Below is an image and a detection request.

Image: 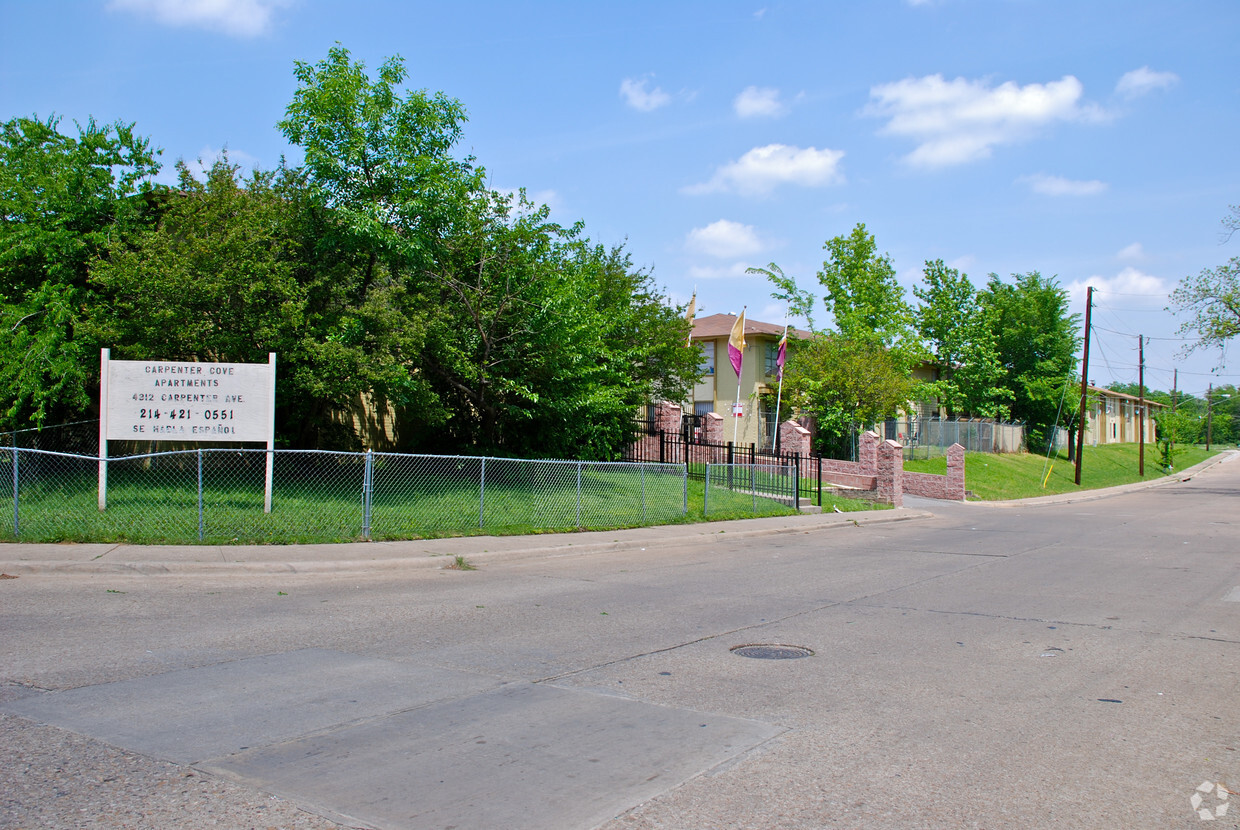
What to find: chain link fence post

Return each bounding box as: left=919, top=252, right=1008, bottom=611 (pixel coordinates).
left=682, top=463, right=688, bottom=516
left=576, top=460, right=583, bottom=528
left=639, top=464, right=649, bottom=521
left=704, top=463, right=710, bottom=516
left=12, top=447, right=19, bottom=539
left=362, top=450, right=373, bottom=540
left=197, top=449, right=204, bottom=541
left=479, top=456, right=487, bottom=528
left=744, top=459, right=753, bottom=511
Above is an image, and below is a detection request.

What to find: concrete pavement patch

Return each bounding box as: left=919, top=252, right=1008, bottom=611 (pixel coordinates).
left=0, top=649, right=500, bottom=764
left=2, top=649, right=782, bottom=830
left=200, top=681, right=782, bottom=830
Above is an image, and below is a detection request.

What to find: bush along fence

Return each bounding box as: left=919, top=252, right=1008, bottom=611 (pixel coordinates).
left=626, top=403, right=967, bottom=508
left=0, top=446, right=801, bottom=545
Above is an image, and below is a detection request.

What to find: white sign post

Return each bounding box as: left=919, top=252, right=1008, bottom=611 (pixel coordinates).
left=99, top=350, right=277, bottom=512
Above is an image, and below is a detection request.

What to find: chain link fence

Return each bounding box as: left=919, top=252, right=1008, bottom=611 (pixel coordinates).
left=0, top=447, right=698, bottom=544
left=894, top=417, right=1027, bottom=460
left=702, top=462, right=800, bottom=516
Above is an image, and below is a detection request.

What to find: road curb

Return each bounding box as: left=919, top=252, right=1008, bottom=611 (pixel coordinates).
left=0, top=509, right=936, bottom=577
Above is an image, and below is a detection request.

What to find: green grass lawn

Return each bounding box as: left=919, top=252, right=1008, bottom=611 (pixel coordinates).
left=903, top=443, right=1221, bottom=501
left=0, top=453, right=837, bottom=544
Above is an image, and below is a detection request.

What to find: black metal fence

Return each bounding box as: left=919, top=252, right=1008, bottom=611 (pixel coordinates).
left=623, top=425, right=890, bottom=508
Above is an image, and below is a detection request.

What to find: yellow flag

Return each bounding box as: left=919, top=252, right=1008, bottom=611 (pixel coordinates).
left=728, top=309, right=746, bottom=377
left=685, top=293, right=696, bottom=346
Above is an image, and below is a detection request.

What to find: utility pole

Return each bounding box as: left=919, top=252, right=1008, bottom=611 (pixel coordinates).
left=1138, top=335, right=1145, bottom=477
left=1074, top=286, right=1093, bottom=485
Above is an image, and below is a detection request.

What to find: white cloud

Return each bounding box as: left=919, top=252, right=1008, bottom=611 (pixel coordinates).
left=684, top=144, right=845, bottom=196
left=619, top=77, right=671, bottom=112
left=107, top=0, right=289, bottom=37
left=734, top=86, right=787, bottom=118
left=866, top=74, right=1106, bottom=168
left=1065, top=266, right=1168, bottom=305
left=1115, top=66, right=1179, bottom=99
left=1018, top=173, right=1108, bottom=196
left=687, top=263, right=755, bottom=281
left=499, top=188, right=563, bottom=217
left=1117, top=242, right=1145, bottom=261
left=685, top=220, right=766, bottom=259
left=179, top=145, right=261, bottom=181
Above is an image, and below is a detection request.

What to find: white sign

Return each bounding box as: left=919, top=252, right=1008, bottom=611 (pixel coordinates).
left=732, top=402, right=745, bottom=417
left=103, top=356, right=274, bottom=442
left=98, top=350, right=277, bottom=513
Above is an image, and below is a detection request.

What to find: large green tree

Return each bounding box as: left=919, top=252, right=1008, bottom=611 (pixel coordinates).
left=753, top=228, right=923, bottom=456
left=914, top=259, right=1011, bottom=419
left=412, top=190, right=699, bottom=458
left=278, top=45, right=478, bottom=287
left=0, top=115, right=160, bottom=427
left=2, top=48, right=701, bottom=458
left=87, top=158, right=433, bottom=448
left=979, top=272, right=1080, bottom=448
left=782, top=334, right=917, bottom=456
left=818, top=223, right=919, bottom=364
left=279, top=46, right=698, bottom=457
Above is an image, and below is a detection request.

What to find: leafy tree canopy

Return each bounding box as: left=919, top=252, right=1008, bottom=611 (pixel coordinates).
left=913, top=259, right=1011, bottom=419
left=782, top=334, right=916, bottom=454
left=0, top=48, right=700, bottom=457
left=980, top=271, right=1080, bottom=447
left=818, top=223, right=920, bottom=365
left=279, top=45, right=478, bottom=278
left=0, top=115, right=160, bottom=427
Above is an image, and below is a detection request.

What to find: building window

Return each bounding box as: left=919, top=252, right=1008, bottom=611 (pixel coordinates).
left=699, top=341, right=715, bottom=375
left=694, top=401, right=713, bottom=416
left=764, top=340, right=779, bottom=376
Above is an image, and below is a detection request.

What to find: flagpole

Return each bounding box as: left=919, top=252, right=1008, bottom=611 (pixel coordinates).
left=772, top=315, right=788, bottom=452
left=730, top=308, right=746, bottom=447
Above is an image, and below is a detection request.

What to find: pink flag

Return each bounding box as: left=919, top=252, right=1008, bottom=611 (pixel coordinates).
left=776, top=324, right=788, bottom=380
left=728, top=310, right=746, bottom=377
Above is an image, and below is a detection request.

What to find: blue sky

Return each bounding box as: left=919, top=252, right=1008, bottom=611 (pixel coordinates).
left=3, top=0, right=1239, bottom=399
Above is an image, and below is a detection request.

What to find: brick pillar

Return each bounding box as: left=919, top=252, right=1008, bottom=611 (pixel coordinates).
left=859, top=430, right=880, bottom=473
left=653, top=402, right=682, bottom=434
left=702, top=411, right=724, bottom=445
left=653, top=402, right=682, bottom=462
left=876, top=439, right=903, bottom=507
left=778, top=420, right=811, bottom=456
left=946, top=443, right=966, bottom=501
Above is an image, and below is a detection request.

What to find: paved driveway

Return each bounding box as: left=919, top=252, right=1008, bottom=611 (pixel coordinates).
left=2, top=454, right=1238, bottom=828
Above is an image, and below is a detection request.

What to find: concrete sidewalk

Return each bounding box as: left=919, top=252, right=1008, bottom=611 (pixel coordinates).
left=3, top=450, right=1232, bottom=577
left=0, top=508, right=933, bottom=576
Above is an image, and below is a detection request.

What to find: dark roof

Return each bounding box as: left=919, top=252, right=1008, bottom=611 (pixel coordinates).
left=691, top=312, right=812, bottom=340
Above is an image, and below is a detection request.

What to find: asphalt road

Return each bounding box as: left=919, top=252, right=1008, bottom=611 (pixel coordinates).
left=2, top=454, right=1238, bottom=829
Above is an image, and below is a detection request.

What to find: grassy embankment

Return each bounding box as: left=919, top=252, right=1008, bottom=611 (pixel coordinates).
left=904, top=443, right=1221, bottom=501
left=3, top=461, right=852, bottom=544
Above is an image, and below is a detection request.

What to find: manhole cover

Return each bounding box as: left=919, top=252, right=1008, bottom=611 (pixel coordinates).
left=730, top=644, right=814, bottom=660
